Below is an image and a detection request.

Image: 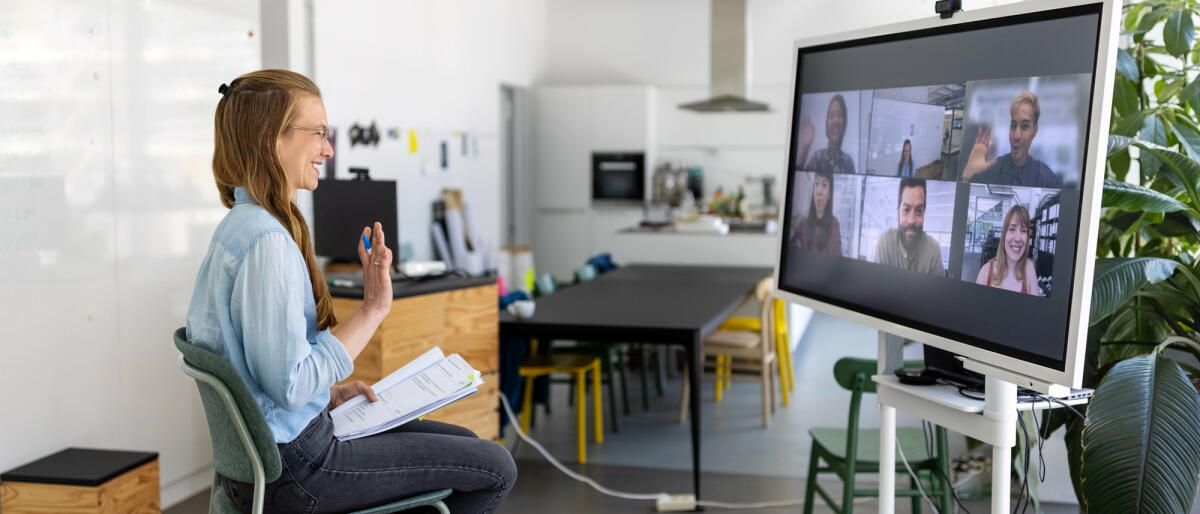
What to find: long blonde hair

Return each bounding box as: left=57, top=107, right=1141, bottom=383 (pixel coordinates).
left=988, top=204, right=1032, bottom=288
left=212, top=69, right=336, bottom=330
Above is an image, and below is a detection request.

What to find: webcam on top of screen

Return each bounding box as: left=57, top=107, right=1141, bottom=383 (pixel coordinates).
left=936, top=0, right=962, bottom=19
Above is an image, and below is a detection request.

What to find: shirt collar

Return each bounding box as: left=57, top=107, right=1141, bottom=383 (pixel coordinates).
left=233, top=187, right=255, bottom=205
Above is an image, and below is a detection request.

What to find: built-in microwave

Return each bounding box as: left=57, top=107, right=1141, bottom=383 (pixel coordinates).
left=591, top=152, right=645, bottom=203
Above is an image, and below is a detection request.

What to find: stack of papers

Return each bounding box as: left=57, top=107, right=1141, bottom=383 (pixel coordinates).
left=330, top=347, right=483, bottom=441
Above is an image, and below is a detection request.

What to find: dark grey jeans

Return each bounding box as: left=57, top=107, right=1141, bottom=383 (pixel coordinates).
left=221, top=409, right=517, bottom=513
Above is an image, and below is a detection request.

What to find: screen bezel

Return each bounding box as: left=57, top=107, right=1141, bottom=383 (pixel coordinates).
left=772, top=0, right=1119, bottom=388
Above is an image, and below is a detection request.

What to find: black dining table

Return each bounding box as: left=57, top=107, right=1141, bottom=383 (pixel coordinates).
left=499, top=263, right=774, bottom=502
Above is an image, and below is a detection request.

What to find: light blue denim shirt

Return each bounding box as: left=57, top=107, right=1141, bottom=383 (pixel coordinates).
left=186, top=187, right=353, bottom=443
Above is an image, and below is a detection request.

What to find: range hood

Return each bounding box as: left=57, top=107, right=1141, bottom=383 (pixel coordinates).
left=678, top=0, right=770, bottom=113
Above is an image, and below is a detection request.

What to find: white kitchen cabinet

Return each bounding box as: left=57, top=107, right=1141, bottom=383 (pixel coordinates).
left=591, top=85, right=654, bottom=151
left=532, top=85, right=656, bottom=211
left=532, top=211, right=594, bottom=281
left=533, top=87, right=592, bottom=210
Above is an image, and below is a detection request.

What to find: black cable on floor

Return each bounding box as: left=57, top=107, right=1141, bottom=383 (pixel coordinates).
left=922, top=420, right=973, bottom=514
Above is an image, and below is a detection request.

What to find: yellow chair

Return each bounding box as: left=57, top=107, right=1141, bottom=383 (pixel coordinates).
left=518, top=344, right=603, bottom=463
left=715, top=297, right=795, bottom=405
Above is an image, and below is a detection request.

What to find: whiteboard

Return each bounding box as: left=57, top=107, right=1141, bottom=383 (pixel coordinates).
left=0, top=0, right=259, bottom=505
left=865, top=97, right=945, bottom=176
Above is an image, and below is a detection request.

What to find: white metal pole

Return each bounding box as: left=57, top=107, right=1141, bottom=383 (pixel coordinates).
left=879, top=403, right=896, bottom=514
left=983, top=375, right=1017, bottom=514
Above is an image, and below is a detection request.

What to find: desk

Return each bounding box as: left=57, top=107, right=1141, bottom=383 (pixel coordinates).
left=499, top=264, right=773, bottom=502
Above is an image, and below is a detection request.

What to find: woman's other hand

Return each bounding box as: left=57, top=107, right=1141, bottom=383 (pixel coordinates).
left=358, top=222, right=393, bottom=318
left=329, top=380, right=378, bottom=409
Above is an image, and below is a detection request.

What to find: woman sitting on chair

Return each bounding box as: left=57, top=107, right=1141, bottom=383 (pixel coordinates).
left=185, top=69, right=516, bottom=513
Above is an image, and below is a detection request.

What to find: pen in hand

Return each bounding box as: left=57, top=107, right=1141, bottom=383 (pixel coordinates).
left=362, top=234, right=371, bottom=250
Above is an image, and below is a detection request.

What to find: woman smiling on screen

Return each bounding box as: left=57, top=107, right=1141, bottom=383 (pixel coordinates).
left=975, top=204, right=1042, bottom=296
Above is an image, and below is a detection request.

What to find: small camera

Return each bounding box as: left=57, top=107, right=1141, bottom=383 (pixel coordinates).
left=935, top=0, right=962, bottom=19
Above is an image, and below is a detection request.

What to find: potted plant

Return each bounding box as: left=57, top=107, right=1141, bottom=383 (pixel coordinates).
left=1044, top=2, right=1200, bottom=512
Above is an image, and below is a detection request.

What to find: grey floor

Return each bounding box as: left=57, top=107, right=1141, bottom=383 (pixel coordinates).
left=166, top=313, right=1082, bottom=513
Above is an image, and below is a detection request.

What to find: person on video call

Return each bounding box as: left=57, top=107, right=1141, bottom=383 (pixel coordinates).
left=897, top=139, right=915, bottom=177
left=796, top=94, right=856, bottom=173
left=962, top=91, right=1063, bottom=187
left=875, top=178, right=945, bottom=276
left=791, top=171, right=842, bottom=255
left=975, top=204, right=1043, bottom=296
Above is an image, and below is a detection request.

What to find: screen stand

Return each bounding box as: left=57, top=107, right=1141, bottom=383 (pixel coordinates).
left=876, top=332, right=1024, bottom=514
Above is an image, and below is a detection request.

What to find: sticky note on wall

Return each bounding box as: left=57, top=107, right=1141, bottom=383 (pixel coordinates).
left=408, top=131, right=419, bottom=154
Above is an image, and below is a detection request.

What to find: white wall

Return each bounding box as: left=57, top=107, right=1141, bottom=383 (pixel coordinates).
left=311, top=0, right=547, bottom=262
left=0, top=0, right=259, bottom=507
left=543, top=0, right=1021, bottom=200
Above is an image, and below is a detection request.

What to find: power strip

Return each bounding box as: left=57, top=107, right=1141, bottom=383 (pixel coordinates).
left=655, top=494, right=697, bottom=512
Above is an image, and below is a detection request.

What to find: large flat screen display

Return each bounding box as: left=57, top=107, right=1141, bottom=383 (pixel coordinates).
left=775, top=0, right=1119, bottom=387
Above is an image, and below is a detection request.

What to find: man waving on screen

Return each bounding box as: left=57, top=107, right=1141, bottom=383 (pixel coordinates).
left=962, top=91, right=1063, bottom=188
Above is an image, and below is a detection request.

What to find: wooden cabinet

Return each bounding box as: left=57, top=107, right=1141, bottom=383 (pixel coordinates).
left=332, top=283, right=500, bottom=441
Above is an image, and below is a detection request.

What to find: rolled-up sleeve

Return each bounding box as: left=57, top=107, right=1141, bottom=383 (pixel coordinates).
left=231, top=231, right=353, bottom=411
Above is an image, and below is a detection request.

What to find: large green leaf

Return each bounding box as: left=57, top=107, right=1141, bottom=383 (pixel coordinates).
left=1066, top=416, right=1086, bottom=506
left=1169, top=118, right=1200, bottom=160
left=1109, top=134, right=1134, bottom=156
left=1117, top=48, right=1140, bottom=82
left=1103, top=179, right=1189, bottom=213
left=1164, top=9, right=1194, bottom=57
left=1135, top=5, right=1172, bottom=37
left=1124, top=2, right=1147, bottom=33
left=1181, top=74, right=1200, bottom=110
left=1115, top=111, right=1151, bottom=137
left=1142, top=115, right=1167, bottom=176
left=1080, top=353, right=1200, bottom=514
left=1129, top=139, right=1200, bottom=207
left=1155, top=211, right=1200, bottom=238
left=1091, top=257, right=1180, bottom=324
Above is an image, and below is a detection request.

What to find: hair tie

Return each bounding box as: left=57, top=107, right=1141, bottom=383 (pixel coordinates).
left=218, top=83, right=231, bottom=97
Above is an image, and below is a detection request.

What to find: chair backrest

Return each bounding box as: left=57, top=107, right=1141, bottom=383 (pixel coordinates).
left=574, top=264, right=597, bottom=283
left=174, top=327, right=282, bottom=484
left=755, top=277, right=776, bottom=359
left=535, top=272, right=557, bottom=296
left=832, top=356, right=924, bottom=461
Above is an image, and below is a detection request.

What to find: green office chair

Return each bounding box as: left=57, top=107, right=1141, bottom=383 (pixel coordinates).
left=174, top=328, right=452, bottom=514
left=803, top=357, right=953, bottom=514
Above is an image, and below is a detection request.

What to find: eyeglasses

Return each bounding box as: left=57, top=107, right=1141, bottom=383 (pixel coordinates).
left=288, top=124, right=330, bottom=141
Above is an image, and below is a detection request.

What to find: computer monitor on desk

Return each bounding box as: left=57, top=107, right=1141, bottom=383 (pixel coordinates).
left=314, top=178, right=399, bottom=265
left=773, top=0, right=1119, bottom=390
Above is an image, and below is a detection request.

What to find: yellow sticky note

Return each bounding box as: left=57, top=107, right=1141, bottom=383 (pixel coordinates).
left=408, top=131, right=419, bottom=154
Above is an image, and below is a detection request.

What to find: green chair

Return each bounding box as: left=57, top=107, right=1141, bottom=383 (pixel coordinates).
left=173, top=328, right=453, bottom=514
left=804, top=357, right=952, bottom=514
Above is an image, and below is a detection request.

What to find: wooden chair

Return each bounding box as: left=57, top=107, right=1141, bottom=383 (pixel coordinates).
left=680, top=277, right=779, bottom=428
left=712, top=297, right=795, bottom=406
left=173, top=328, right=452, bottom=514
left=804, top=357, right=952, bottom=514
left=518, top=349, right=603, bottom=463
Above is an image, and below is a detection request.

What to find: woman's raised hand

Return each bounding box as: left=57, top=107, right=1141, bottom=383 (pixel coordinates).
left=358, top=222, right=393, bottom=317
